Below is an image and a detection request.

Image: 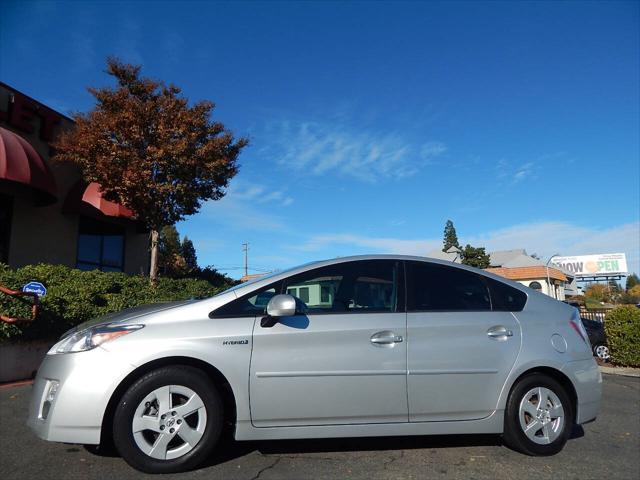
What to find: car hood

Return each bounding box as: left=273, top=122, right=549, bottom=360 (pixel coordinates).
left=61, top=300, right=196, bottom=338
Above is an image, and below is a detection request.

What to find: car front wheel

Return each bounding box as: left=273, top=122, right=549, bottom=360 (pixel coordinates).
left=503, top=373, right=573, bottom=456
left=113, top=365, right=223, bottom=473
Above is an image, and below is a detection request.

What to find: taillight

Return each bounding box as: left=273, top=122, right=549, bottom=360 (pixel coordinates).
left=569, top=309, right=589, bottom=345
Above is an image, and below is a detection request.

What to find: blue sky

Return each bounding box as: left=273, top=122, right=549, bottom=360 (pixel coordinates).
left=1, top=0, right=639, bottom=278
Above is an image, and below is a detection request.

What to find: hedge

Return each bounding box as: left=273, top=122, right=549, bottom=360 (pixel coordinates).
left=0, top=263, right=234, bottom=342
left=604, top=305, right=640, bottom=368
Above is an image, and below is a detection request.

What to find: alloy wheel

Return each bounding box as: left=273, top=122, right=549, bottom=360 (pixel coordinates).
left=595, top=345, right=610, bottom=361
left=131, top=385, right=207, bottom=460
left=518, top=386, right=565, bottom=445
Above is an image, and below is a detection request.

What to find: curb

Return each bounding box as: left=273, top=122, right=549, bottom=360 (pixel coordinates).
left=0, top=379, right=33, bottom=389
left=599, top=366, right=640, bottom=378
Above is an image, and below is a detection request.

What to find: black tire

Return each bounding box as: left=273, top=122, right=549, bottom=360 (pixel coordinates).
left=113, top=366, right=223, bottom=473
left=503, top=373, right=573, bottom=456
left=593, top=343, right=610, bottom=362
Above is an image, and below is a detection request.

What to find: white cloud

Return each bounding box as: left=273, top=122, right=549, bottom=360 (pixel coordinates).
left=469, top=221, right=640, bottom=272
left=294, top=233, right=440, bottom=256
left=512, top=162, right=535, bottom=183
left=420, top=142, right=447, bottom=162
left=200, top=181, right=293, bottom=231
left=295, top=221, right=640, bottom=273
left=262, top=119, right=446, bottom=183
left=231, top=182, right=294, bottom=207
left=201, top=195, right=286, bottom=231
left=496, top=159, right=538, bottom=185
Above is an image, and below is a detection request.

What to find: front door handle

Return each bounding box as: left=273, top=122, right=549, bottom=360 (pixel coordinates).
left=487, top=325, right=513, bottom=341
left=370, top=330, right=403, bottom=347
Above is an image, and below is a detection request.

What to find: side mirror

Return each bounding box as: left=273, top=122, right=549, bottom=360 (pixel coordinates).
left=261, top=294, right=297, bottom=328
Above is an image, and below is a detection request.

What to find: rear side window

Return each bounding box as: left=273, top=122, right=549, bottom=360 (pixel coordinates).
left=485, top=276, right=527, bottom=311
left=406, top=262, right=491, bottom=311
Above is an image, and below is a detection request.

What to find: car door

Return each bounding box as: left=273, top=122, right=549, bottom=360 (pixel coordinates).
left=249, top=260, right=408, bottom=427
left=405, top=261, right=522, bottom=422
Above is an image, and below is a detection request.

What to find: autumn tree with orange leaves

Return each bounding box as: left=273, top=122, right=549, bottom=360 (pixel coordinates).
left=54, top=58, right=247, bottom=284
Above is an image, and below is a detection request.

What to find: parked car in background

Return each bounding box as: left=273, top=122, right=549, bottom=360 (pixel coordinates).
left=581, top=317, right=610, bottom=361
left=27, top=255, right=602, bottom=473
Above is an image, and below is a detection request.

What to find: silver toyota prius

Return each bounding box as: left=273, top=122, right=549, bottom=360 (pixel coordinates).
left=27, top=255, right=602, bottom=473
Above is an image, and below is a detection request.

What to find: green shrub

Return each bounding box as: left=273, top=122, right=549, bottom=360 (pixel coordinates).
left=604, top=305, right=640, bottom=367
left=0, top=263, right=233, bottom=342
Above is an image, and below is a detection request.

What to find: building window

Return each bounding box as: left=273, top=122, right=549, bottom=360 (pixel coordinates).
left=0, top=194, right=12, bottom=264
left=76, top=217, right=125, bottom=272
left=528, top=281, right=542, bottom=291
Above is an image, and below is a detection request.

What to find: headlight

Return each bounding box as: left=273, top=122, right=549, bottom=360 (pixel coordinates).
left=49, top=324, right=144, bottom=354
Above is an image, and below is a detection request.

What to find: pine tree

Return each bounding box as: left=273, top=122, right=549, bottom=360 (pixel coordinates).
left=182, top=237, right=198, bottom=273
left=158, top=225, right=182, bottom=276
left=626, top=273, right=639, bottom=291
left=442, top=220, right=460, bottom=252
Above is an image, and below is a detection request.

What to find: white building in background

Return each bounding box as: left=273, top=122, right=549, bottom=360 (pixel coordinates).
left=426, top=248, right=575, bottom=300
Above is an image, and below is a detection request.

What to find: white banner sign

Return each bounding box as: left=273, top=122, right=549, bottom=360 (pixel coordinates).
left=552, top=253, right=628, bottom=276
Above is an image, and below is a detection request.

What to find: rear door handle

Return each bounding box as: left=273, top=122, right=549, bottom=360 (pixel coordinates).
left=487, top=325, right=513, bottom=340
left=370, top=330, right=403, bottom=347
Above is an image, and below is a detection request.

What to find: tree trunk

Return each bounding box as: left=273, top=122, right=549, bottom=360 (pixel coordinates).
left=149, top=229, right=160, bottom=286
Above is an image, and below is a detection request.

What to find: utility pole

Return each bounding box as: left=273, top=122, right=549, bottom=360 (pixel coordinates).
left=242, top=242, right=249, bottom=278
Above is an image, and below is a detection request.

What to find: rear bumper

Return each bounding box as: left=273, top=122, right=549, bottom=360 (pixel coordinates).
left=27, top=347, right=135, bottom=444
left=562, top=358, right=602, bottom=424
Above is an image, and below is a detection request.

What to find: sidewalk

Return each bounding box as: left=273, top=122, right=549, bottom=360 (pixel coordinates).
left=599, top=365, right=640, bottom=378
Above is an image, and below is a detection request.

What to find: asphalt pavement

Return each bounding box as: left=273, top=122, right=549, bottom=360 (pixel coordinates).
left=0, top=374, right=638, bottom=480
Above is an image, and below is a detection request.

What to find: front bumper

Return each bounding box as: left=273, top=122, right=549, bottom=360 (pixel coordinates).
left=27, top=346, right=136, bottom=444
left=562, top=358, right=602, bottom=424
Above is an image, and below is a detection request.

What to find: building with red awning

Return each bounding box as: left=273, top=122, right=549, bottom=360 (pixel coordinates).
left=0, top=82, right=150, bottom=274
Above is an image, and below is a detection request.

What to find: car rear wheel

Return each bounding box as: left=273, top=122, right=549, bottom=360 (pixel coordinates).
left=593, top=344, right=610, bottom=361
left=503, top=373, right=573, bottom=456
left=113, top=366, right=223, bottom=473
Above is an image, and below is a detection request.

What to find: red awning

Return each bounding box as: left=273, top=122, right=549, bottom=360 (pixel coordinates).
left=0, top=127, right=57, bottom=204
left=63, top=181, right=135, bottom=219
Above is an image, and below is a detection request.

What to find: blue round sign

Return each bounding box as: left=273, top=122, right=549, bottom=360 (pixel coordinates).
left=23, top=281, right=47, bottom=297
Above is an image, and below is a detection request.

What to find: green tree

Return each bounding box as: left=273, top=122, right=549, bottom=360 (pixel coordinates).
left=584, top=283, right=609, bottom=303
left=442, top=219, right=460, bottom=252
left=158, top=225, right=183, bottom=277
left=461, top=244, right=491, bottom=269
left=181, top=236, right=198, bottom=273
left=54, top=57, right=247, bottom=284
left=626, top=273, right=639, bottom=291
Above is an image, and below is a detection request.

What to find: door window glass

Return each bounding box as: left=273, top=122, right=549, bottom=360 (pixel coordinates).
left=283, top=260, right=399, bottom=313
left=407, top=262, right=491, bottom=311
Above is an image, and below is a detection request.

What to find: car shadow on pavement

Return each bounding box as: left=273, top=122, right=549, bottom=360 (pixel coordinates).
left=197, top=433, right=504, bottom=468
left=84, top=425, right=586, bottom=468
left=201, top=421, right=586, bottom=468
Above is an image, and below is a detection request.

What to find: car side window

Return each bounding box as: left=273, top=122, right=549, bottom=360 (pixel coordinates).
left=283, top=260, right=399, bottom=314
left=211, top=283, right=279, bottom=317
left=485, top=276, right=527, bottom=311
left=407, top=261, right=491, bottom=311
